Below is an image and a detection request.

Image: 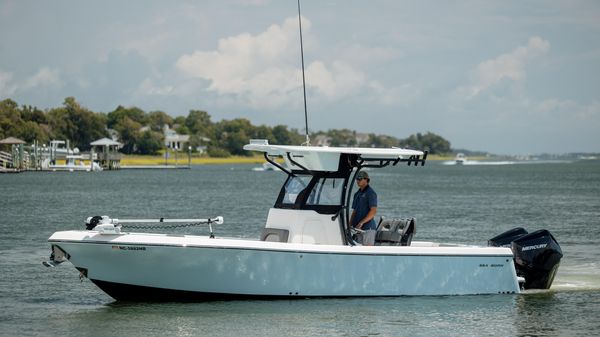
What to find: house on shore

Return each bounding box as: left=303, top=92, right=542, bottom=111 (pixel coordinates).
left=164, top=125, right=189, bottom=151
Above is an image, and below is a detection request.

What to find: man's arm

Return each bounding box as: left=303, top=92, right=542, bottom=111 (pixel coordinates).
left=355, top=207, right=377, bottom=229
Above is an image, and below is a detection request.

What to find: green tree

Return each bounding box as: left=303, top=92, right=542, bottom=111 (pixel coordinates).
left=47, top=97, right=106, bottom=150
left=20, top=121, right=50, bottom=144
left=327, top=129, right=357, bottom=146
left=114, top=117, right=142, bottom=154
left=107, top=105, right=147, bottom=129
left=0, top=99, right=22, bottom=140
left=137, top=130, right=163, bottom=155
left=147, top=110, right=173, bottom=132
left=173, top=116, right=186, bottom=126
left=254, top=125, right=274, bottom=142
left=272, top=125, right=303, bottom=145
left=400, top=132, right=450, bottom=154
left=21, top=105, right=47, bottom=124
left=185, top=110, right=214, bottom=137
left=214, top=118, right=255, bottom=155
left=368, top=133, right=399, bottom=148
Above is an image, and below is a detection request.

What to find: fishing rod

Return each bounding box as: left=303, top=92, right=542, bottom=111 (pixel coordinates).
left=297, top=0, right=310, bottom=146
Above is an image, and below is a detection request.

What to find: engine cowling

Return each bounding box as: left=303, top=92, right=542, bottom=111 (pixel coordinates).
left=490, top=228, right=562, bottom=290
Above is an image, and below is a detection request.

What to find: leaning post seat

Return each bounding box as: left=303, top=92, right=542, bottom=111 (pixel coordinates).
left=260, top=228, right=290, bottom=242
left=375, top=217, right=416, bottom=246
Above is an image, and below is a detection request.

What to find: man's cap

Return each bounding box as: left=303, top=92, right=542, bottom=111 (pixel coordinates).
left=356, top=171, right=369, bottom=179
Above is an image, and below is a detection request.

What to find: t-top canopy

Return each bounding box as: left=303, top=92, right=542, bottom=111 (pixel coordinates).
left=244, top=139, right=425, bottom=172
left=0, top=137, right=26, bottom=145
left=90, top=138, right=122, bottom=147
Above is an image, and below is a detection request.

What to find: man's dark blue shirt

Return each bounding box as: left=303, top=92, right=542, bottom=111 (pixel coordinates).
left=351, top=185, right=378, bottom=230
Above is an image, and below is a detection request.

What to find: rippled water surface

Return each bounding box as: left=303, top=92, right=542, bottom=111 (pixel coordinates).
left=1, top=161, right=599, bottom=336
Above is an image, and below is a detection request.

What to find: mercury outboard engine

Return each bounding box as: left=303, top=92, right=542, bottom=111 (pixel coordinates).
left=489, top=228, right=562, bottom=290
left=488, top=227, right=528, bottom=247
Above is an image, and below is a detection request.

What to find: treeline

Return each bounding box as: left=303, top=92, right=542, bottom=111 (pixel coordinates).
left=0, top=97, right=451, bottom=156
left=312, top=129, right=450, bottom=154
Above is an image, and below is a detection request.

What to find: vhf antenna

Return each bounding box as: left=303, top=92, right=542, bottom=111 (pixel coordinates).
left=297, top=0, right=310, bottom=146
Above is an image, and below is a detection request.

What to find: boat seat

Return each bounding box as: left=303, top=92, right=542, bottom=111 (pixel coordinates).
left=400, top=218, right=416, bottom=246
left=260, top=228, right=290, bottom=243
left=377, top=217, right=408, bottom=232
left=375, top=217, right=416, bottom=246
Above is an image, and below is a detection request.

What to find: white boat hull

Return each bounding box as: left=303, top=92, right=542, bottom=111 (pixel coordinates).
left=49, top=230, right=520, bottom=300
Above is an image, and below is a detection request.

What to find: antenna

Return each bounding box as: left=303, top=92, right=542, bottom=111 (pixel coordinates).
left=297, top=0, right=310, bottom=146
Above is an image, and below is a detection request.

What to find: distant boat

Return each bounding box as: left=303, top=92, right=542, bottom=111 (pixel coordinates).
left=252, top=162, right=281, bottom=171
left=455, top=153, right=467, bottom=165
left=48, top=155, right=102, bottom=172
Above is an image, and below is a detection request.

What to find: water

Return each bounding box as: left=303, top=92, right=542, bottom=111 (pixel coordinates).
left=1, top=161, right=599, bottom=336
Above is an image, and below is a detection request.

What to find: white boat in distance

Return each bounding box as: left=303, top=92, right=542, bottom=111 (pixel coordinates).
left=455, top=153, right=467, bottom=165
left=252, top=161, right=281, bottom=171
left=46, top=140, right=562, bottom=301
left=47, top=154, right=103, bottom=172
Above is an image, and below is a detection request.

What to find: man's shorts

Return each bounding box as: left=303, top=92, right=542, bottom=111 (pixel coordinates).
left=358, top=229, right=376, bottom=246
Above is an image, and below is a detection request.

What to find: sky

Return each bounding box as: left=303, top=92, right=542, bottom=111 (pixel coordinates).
left=0, top=0, right=599, bottom=154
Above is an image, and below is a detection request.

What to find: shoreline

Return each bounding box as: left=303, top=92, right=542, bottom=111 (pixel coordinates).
left=120, top=154, right=456, bottom=166
left=121, top=155, right=266, bottom=166
left=47, top=154, right=480, bottom=167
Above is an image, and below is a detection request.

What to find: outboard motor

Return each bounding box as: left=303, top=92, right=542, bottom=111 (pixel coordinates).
left=488, top=227, right=528, bottom=247
left=490, top=228, right=562, bottom=290
left=512, top=230, right=562, bottom=289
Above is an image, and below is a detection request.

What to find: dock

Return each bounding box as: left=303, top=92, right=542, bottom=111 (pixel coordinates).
left=0, top=167, right=25, bottom=173
left=120, top=165, right=189, bottom=170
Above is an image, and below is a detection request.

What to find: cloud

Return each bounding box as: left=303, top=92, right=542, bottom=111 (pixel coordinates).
left=0, top=70, right=17, bottom=96
left=369, top=82, right=421, bottom=106
left=137, top=78, right=174, bottom=96
left=22, top=67, right=63, bottom=90
left=535, top=98, right=600, bottom=120
left=305, top=60, right=365, bottom=99
left=0, top=67, right=62, bottom=97
left=458, top=36, right=550, bottom=99
left=175, top=16, right=386, bottom=110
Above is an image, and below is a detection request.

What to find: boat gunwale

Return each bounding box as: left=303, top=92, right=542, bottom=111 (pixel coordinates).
left=49, top=230, right=514, bottom=258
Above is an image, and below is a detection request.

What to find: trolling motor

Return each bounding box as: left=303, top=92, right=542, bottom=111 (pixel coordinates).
left=489, top=227, right=563, bottom=290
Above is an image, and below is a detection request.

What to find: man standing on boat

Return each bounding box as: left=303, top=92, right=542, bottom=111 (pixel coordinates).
left=350, top=171, right=378, bottom=245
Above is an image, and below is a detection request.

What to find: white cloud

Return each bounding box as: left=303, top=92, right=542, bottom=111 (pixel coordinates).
left=369, top=81, right=421, bottom=106
left=535, top=98, right=600, bottom=120
left=306, top=60, right=365, bottom=99
left=136, top=78, right=174, bottom=96
left=458, top=36, right=550, bottom=99
left=1, top=67, right=62, bottom=96
left=175, top=16, right=385, bottom=110
left=120, top=32, right=173, bottom=62
left=0, top=70, right=17, bottom=96
left=176, top=16, right=301, bottom=86
left=22, top=67, right=62, bottom=90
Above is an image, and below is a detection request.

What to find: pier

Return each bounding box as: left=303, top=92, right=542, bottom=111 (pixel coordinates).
left=0, top=136, right=125, bottom=172
left=90, top=138, right=122, bottom=170
left=0, top=136, right=192, bottom=172
left=0, top=137, right=26, bottom=173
